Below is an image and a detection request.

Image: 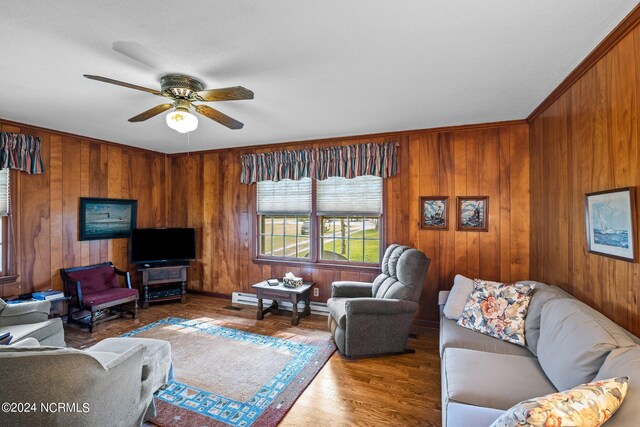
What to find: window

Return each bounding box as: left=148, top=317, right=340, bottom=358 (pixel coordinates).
left=257, top=178, right=311, bottom=260
left=256, top=175, right=383, bottom=265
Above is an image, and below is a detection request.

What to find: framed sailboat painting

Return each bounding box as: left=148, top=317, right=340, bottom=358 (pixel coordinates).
left=79, top=197, right=138, bottom=241
left=585, top=187, right=636, bottom=262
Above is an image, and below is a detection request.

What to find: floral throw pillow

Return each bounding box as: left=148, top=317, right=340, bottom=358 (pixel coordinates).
left=491, top=377, right=629, bottom=427
left=456, top=280, right=534, bottom=346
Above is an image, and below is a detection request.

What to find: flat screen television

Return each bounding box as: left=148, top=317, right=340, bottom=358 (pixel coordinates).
left=130, top=228, right=196, bottom=265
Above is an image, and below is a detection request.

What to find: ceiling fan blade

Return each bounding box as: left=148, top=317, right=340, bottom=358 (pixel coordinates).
left=194, top=104, right=244, bottom=129
left=128, top=103, right=173, bottom=122
left=84, top=74, right=163, bottom=96
left=195, top=86, right=254, bottom=102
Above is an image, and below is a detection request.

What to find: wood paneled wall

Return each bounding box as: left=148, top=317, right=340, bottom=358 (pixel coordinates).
left=2, top=118, right=529, bottom=325
left=0, top=120, right=167, bottom=297
left=168, top=122, right=530, bottom=325
left=530, top=22, right=640, bottom=336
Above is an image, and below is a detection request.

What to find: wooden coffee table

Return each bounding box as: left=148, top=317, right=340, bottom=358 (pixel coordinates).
left=252, top=280, right=314, bottom=326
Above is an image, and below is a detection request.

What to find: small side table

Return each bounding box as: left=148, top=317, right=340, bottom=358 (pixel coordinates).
left=252, top=280, right=314, bottom=326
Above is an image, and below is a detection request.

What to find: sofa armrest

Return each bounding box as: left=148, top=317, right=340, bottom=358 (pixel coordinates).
left=345, top=298, right=417, bottom=316
left=331, top=281, right=373, bottom=298
left=0, top=300, right=51, bottom=326
left=438, top=290, right=450, bottom=317
left=438, top=290, right=450, bottom=306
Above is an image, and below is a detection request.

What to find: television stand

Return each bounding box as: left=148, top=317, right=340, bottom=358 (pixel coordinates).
left=137, top=264, right=189, bottom=308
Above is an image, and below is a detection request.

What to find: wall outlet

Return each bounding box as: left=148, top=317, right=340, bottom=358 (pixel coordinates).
left=313, top=288, right=319, bottom=297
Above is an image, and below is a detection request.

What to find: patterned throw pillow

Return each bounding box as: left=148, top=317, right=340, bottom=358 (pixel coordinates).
left=457, top=280, right=534, bottom=346
left=491, top=377, right=629, bottom=427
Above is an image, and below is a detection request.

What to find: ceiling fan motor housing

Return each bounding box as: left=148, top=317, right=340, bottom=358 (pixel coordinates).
left=160, top=74, right=204, bottom=101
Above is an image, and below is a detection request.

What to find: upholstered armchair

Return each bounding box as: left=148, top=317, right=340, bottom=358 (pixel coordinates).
left=0, top=336, right=171, bottom=427
left=0, top=298, right=65, bottom=346
left=327, top=244, right=430, bottom=358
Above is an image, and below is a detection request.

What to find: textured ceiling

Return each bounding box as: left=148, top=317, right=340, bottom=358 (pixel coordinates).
left=0, top=0, right=637, bottom=153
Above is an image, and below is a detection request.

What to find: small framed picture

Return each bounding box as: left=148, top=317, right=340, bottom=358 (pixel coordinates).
left=585, top=187, right=636, bottom=262
left=79, top=197, right=138, bottom=241
left=457, top=196, right=489, bottom=231
left=420, top=196, right=448, bottom=230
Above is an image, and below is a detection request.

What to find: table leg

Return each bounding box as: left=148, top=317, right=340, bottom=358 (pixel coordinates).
left=292, top=299, right=299, bottom=326
left=303, top=293, right=311, bottom=316
left=257, top=298, right=264, bottom=320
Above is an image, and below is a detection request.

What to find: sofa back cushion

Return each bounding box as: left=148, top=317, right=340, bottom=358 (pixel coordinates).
left=65, top=265, right=118, bottom=295
left=519, top=283, right=573, bottom=356
left=538, top=298, right=636, bottom=391
left=594, top=346, right=640, bottom=426
left=373, top=245, right=429, bottom=302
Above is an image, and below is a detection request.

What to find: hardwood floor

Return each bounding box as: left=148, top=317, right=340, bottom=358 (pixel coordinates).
left=63, top=294, right=442, bottom=426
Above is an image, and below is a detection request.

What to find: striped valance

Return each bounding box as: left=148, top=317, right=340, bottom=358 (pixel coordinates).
left=0, top=132, right=45, bottom=174
left=240, top=142, right=398, bottom=184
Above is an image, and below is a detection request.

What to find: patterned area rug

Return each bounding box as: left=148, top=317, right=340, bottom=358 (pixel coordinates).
left=122, top=317, right=336, bottom=427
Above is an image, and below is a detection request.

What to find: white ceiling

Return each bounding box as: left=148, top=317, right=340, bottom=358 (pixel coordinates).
left=1, top=1, right=637, bottom=153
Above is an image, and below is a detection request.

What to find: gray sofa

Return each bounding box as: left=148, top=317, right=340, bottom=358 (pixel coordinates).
left=439, top=279, right=640, bottom=427
left=0, top=298, right=65, bottom=346
left=327, top=244, right=430, bottom=358
left=0, top=336, right=172, bottom=427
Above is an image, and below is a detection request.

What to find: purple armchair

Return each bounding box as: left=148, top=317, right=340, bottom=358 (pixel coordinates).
left=60, top=262, right=138, bottom=332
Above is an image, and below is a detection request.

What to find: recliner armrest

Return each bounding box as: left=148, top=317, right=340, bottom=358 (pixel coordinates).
left=345, top=298, right=417, bottom=316
left=331, top=281, right=373, bottom=298
left=0, top=300, right=51, bottom=326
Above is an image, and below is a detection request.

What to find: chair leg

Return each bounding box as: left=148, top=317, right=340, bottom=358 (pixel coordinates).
left=132, top=301, right=138, bottom=319
left=90, top=311, right=96, bottom=333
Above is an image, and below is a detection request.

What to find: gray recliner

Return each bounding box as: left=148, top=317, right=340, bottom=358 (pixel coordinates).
left=327, top=244, right=430, bottom=358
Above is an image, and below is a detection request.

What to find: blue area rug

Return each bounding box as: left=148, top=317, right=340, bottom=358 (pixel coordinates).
left=123, top=317, right=335, bottom=427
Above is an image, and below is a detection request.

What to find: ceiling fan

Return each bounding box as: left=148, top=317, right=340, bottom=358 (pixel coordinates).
left=83, top=74, right=253, bottom=133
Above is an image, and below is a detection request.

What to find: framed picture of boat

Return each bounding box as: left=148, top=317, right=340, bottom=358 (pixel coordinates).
left=79, top=197, right=138, bottom=241
left=420, top=196, right=449, bottom=230
left=456, top=196, right=489, bottom=231
left=585, top=187, right=636, bottom=262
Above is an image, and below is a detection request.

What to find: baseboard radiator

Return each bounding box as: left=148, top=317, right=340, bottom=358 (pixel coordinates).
left=231, top=292, right=329, bottom=316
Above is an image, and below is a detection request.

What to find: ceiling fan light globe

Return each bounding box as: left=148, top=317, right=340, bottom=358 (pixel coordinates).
left=166, top=110, right=198, bottom=133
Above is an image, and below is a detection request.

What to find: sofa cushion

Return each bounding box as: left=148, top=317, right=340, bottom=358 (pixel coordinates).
left=443, top=274, right=474, bottom=320
left=66, top=264, right=119, bottom=295
left=491, top=377, right=628, bottom=427
left=520, top=283, right=573, bottom=356
left=537, top=298, right=636, bottom=391
left=440, top=316, right=533, bottom=358
left=442, top=347, right=557, bottom=411
left=82, top=287, right=138, bottom=306
left=594, top=346, right=640, bottom=426
left=457, top=281, right=534, bottom=346
left=326, top=297, right=348, bottom=329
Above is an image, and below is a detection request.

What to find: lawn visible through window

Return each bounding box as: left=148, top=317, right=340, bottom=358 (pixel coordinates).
left=259, top=215, right=310, bottom=259
left=320, top=216, right=380, bottom=263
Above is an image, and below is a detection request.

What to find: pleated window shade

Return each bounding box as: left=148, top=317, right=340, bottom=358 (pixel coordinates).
left=257, top=178, right=312, bottom=214
left=317, top=175, right=382, bottom=215
left=0, top=169, right=9, bottom=216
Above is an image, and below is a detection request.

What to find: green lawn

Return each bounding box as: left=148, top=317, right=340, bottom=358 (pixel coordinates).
left=322, top=229, right=379, bottom=263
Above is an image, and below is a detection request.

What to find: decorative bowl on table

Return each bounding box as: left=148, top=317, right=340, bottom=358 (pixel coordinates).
left=282, top=277, right=303, bottom=288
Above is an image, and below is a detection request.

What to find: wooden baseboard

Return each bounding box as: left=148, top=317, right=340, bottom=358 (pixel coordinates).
left=187, top=290, right=232, bottom=300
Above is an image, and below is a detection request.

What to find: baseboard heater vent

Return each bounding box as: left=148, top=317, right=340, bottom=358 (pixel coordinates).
left=231, top=292, right=329, bottom=316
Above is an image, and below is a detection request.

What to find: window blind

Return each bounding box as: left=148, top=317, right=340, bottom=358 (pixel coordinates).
left=257, top=178, right=312, bottom=214
left=0, top=169, right=9, bottom=216
left=317, top=175, right=382, bottom=215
